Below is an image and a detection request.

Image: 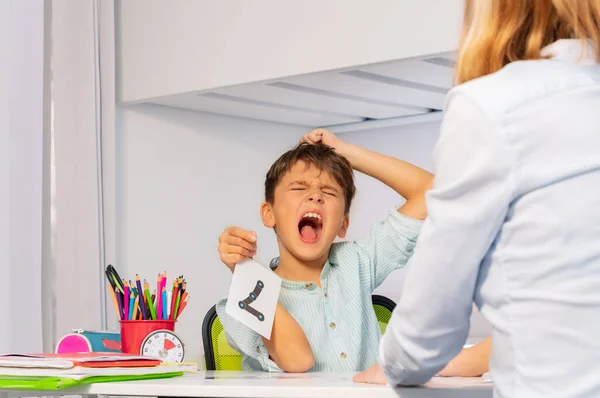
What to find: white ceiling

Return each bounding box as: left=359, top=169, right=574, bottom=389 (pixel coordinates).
left=150, top=51, right=456, bottom=128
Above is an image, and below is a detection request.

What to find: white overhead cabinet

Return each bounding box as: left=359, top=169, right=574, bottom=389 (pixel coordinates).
left=117, top=0, right=462, bottom=129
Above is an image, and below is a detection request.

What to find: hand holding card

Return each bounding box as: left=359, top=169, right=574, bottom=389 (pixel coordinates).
left=218, top=227, right=258, bottom=272
left=225, top=260, right=282, bottom=339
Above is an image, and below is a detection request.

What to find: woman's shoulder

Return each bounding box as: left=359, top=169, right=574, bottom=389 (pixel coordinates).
left=446, top=59, right=583, bottom=120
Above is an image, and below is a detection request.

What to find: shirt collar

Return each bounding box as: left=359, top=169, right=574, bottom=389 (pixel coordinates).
left=270, top=256, right=333, bottom=290
left=541, top=39, right=598, bottom=65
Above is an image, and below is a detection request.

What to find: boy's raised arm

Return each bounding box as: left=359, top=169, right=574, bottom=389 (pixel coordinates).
left=300, top=129, right=433, bottom=220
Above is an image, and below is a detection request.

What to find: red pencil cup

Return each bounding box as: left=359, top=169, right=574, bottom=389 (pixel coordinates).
left=120, top=320, right=176, bottom=355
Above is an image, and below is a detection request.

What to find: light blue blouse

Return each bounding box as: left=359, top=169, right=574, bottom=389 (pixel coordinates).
left=380, top=40, right=600, bottom=398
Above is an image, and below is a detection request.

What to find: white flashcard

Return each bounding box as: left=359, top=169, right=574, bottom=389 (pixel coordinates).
left=225, top=259, right=282, bottom=340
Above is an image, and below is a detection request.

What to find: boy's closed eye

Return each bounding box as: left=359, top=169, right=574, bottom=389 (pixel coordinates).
left=321, top=185, right=340, bottom=197
left=291, top=187, right=337, bottom=197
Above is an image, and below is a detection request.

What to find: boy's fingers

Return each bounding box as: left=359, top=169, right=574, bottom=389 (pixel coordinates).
left=222, top=235, right=257, bottom=251
left=225, top=244, right=255, bottom=258
left=300, top=132, right=320, bottom=144
left=225, top=254, right=249, bottom=267
left=225, top=227, right=257, bottom=242
left=308, top=131, right=322, bottom=142
left=300, top=129, right=329, bottom=145
left=311, top=129, right=326, bottom=140
left=219, top=227, right=256, bottom=242
left=299, top=134, right=311, bottom=144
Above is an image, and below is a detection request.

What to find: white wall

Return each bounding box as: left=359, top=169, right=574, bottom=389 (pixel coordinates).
left=117, top=0, right=463, bottom=102
left=50, top=0, right=113, bottom=342
left=0, top=0, right=45, bottom=352
left=117, top=107, right=490, bottom=364
left=0, top=0, right=9, bottom=344
left=117, top=105, right=307, bottom=364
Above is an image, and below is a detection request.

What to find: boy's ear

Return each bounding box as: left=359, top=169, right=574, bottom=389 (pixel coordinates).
left=260, top=202, right=276, bottom=228
left=337, top=214, right=350, bottom=238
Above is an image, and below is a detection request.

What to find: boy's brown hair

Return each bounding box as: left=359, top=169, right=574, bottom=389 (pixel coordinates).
left=265, top=143, right=356, bottom=214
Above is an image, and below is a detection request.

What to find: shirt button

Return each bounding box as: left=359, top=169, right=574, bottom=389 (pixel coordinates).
left=256, top=346, right=261, bottom=353
left=329, top=322, right=336, bottom=329
left=340, top=352, right=347, bottom=359
left=305, top=283, right=312, bottom=289
left=324, top=292, right=328, bottom=297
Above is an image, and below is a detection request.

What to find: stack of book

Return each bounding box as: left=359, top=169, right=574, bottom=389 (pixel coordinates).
left=0, top=352, right=196, bottom=390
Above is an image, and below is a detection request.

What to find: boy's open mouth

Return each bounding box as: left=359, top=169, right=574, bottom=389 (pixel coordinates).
left=298, top=211, right=323, bottom=243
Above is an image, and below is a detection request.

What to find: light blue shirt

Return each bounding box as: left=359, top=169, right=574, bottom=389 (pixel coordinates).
left=380, top=40, right=600, bottom=398
left=216, top=210, right=422, bottom=372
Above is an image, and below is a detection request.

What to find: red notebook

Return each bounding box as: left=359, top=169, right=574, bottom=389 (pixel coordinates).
left=0, top=352, right=161, bottom=369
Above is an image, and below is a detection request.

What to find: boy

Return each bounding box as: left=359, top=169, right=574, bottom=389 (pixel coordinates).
left=216, top=129, right=489, bottom=374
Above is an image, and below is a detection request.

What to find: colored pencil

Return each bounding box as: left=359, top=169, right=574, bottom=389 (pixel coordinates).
left=156, top=274, right=162, bottom=321
left=108, top=285, right=120, bottom=317
left=162, top=274, right=166, bottom=318
left=136, top=275, right=147, bottom=320
left=145, top=288, right=156, bottom=320
left=161, top=273, right=167, bottom=319
left=103, top=266, right=189, bottom=322
left=176, top=295, right=189, bottom=320
left=173, top=287, right=182, bottom=321
left=143, top=280, right=150, bottom=319
left=116, top=287, right=123, bottom=320
left=166, top=291, right=172, bottom=319
left=152, top=290, right=157, bottom=318
left=132, top=294, right=139, bottom=320
left=123, top=282, right=130, bottom=321
left=164, top=274, right=169, bottom=319
left=170, top=281, right=179, bottom=320
left=128, top=291, right=135, bottom=320
left=162, top=288, right=167, bottom=320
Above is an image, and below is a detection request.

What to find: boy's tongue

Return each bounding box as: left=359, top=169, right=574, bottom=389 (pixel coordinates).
left=300, top=225, right=317, bottom=241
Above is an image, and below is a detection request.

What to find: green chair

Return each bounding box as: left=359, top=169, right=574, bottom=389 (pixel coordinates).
left=202, top=294, right=396, bottom=371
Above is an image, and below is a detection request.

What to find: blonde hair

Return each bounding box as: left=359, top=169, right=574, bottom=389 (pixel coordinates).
left=455, top=0, right=600, bottom=85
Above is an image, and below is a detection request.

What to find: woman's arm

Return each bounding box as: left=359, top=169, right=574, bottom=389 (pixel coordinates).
left=377, top=92, right=514, bottom=386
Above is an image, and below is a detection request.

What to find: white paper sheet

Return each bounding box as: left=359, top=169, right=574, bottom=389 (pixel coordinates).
left=0, top=364, right=197, bottom=380
left=225, top=260, right=282, bottom=339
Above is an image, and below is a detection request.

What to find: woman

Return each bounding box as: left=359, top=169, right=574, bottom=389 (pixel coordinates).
left=355, top=1, right=600, bottom=397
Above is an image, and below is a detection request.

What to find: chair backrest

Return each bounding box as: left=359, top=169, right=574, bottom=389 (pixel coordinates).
left=371, top=294, right=396, bottom=335
left=202, top=305, right=243, bottom=371
left=202, top=295, right=397, bottom=371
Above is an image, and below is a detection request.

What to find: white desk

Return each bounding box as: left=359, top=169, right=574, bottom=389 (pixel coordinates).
left=0, top=371, right=492, bottom=398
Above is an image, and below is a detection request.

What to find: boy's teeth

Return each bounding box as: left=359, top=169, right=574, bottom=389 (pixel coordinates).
left=303, top=212, right=321, bottom=220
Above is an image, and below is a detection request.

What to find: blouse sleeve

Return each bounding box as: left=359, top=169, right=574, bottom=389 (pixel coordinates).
left=379, top=92, right=515, bottom=385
